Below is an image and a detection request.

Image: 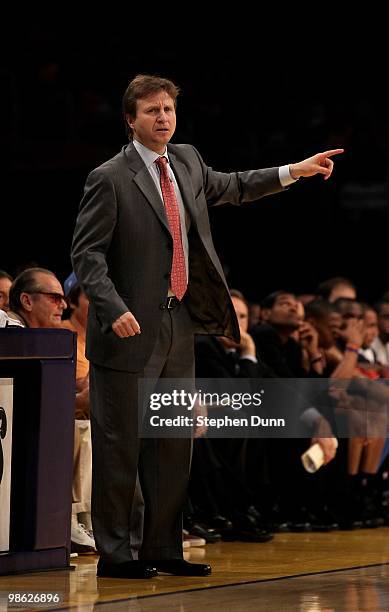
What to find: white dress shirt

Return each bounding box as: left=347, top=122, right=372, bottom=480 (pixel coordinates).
left=133, top=139, right=297, bottom=295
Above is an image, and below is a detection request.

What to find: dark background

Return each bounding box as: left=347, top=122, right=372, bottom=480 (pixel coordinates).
left=1, top=28, right=388, bottom=303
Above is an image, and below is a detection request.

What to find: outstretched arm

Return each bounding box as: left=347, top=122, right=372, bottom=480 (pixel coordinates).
left=289, top=149, right=344, bottom=181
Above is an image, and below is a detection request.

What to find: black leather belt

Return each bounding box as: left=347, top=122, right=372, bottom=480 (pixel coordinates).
left=160, top=296, right=180, bottom=310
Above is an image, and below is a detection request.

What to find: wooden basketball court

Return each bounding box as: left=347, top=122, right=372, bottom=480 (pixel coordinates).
left=1, top=529, right=389, bottom=610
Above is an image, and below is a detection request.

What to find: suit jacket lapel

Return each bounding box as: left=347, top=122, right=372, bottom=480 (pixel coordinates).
left=168, top=151, right=199, bottom=229
left=124, top=144, right=171, bottom=234
left=124, top=143, right=199, bottom=234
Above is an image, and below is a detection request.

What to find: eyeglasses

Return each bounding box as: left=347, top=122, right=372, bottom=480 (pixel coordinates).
left=30, top=291, right=67, bottom=306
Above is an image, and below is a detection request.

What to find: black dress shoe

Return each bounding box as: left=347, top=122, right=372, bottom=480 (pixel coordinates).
left=220, top=511, right=274, bottom=542
left=97, top=560, right=157, bottom=579
left=247, top=505, right=262, bottom=523
left=147, top=559, right=212, bottom=576
left=309, top=509, right=339, bottom=532
left=337, top=516, right=364, bottom=530
left=286, top=508, right=313, bottom=533
left=261, top=507, right=290, bottom=533
left=188, top=522, right=222, bottom=543
left=206, top=515, right=233, bottom=532
left=183, top=517, right=222, bottom=543
left=222, top=527, right=274, bottom=543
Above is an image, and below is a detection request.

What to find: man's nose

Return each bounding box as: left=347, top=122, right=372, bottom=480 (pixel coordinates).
left=156, top=110, right=168, bottom=121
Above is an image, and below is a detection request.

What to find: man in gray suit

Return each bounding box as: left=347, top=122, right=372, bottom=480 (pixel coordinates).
left=71, top=74, right=343, bottom=579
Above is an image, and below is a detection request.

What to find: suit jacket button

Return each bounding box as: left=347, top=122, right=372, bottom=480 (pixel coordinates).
left=159, top=304, right=166, bottom=310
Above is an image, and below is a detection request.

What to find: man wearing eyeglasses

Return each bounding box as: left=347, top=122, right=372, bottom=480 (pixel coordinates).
left=8, top=268, right=67, bottom=328
left=7, top=267, right=99, bottom=554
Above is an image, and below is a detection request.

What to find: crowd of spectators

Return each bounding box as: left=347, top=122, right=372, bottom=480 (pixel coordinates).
left=3, top=270, right=389, bottom=555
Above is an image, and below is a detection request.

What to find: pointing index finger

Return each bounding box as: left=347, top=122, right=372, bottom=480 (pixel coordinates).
left=321, top=149, right=344, bottom=158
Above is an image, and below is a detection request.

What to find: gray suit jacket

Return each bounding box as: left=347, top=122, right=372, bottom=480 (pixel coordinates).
left=71, top=142, right=284, bottom=372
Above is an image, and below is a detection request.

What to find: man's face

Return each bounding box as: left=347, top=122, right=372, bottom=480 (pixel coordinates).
left=71, top=290, right=89, bottom=328
left=263, top=294, right=300, bottom=330
left=0, top=277, right=12, bottom=311
left=329, top=311, right=343, bottom=339
left=309, top=313, right=334, bottom=349
left=363, top=309, right=378, bottom=348
left=249, top=303, right=261, bottom=328
left=338, top=301, right=363, bottom=324
left=377, top=304, right=389, bottom=336
left=21, top=272, right=66, bottom=328
left=127, top=91, right=176, bottom=154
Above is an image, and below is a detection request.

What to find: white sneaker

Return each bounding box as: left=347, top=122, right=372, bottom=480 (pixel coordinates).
left=78, top=512, right=93, bottom=534
left=71, top=517, right=96, bottom=554
left=183, top=530, right=206, bottom=547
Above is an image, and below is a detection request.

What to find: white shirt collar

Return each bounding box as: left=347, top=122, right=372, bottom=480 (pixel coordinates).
left=133, top=139, right=169, bottom=169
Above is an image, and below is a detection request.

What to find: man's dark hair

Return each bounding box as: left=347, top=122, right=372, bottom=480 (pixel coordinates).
left=261, top=290, right=295, bottom=310
left=122, top=74, right=180, bottom=140
left=305, top=298, right=332, bottom=321
left=9, top=268, right=56, bottom=313
left=0, top=270, right=12, bottom=282
left=317, top=277, right=356, bottom=300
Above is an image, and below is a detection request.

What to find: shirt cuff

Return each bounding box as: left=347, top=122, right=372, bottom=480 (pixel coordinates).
left=239, top=354, right=258, bottom=363
left=279, top=165, right=298, bottom=187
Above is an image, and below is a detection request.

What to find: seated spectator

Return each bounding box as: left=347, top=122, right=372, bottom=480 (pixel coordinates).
left=372, top=299, right=389, bottom=366
left=251, top=291, right=324, bottom=377
left=192, top=289, right=273, bottom=542
left=358, top=305, right=379, bottom=368
left=62, top=272, right=90, bottom=418
left=304, top=299, right=335, bottom=357
left=8, top=267, right=66, bottom=328
left=304, top=299, right=350, bottom=375
left=8, top=267, right=96, bottom=554
left=61, top=272, right=96, bottom=556
left=328, top=298, right=388, bottom=527
left=251, top=291, right=337, bottom=531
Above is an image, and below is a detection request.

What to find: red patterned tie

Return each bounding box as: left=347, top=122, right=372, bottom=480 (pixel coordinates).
left=156, top=156, right=187, bottom=300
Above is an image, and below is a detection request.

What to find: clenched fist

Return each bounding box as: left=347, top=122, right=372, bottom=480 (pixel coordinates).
left=112, top=311, right=141, bottom=338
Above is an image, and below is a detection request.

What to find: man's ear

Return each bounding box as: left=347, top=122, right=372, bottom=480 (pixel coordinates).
left=126, top=114, right=134, bottom=129
left=20, top=292, right=33, bottom=312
